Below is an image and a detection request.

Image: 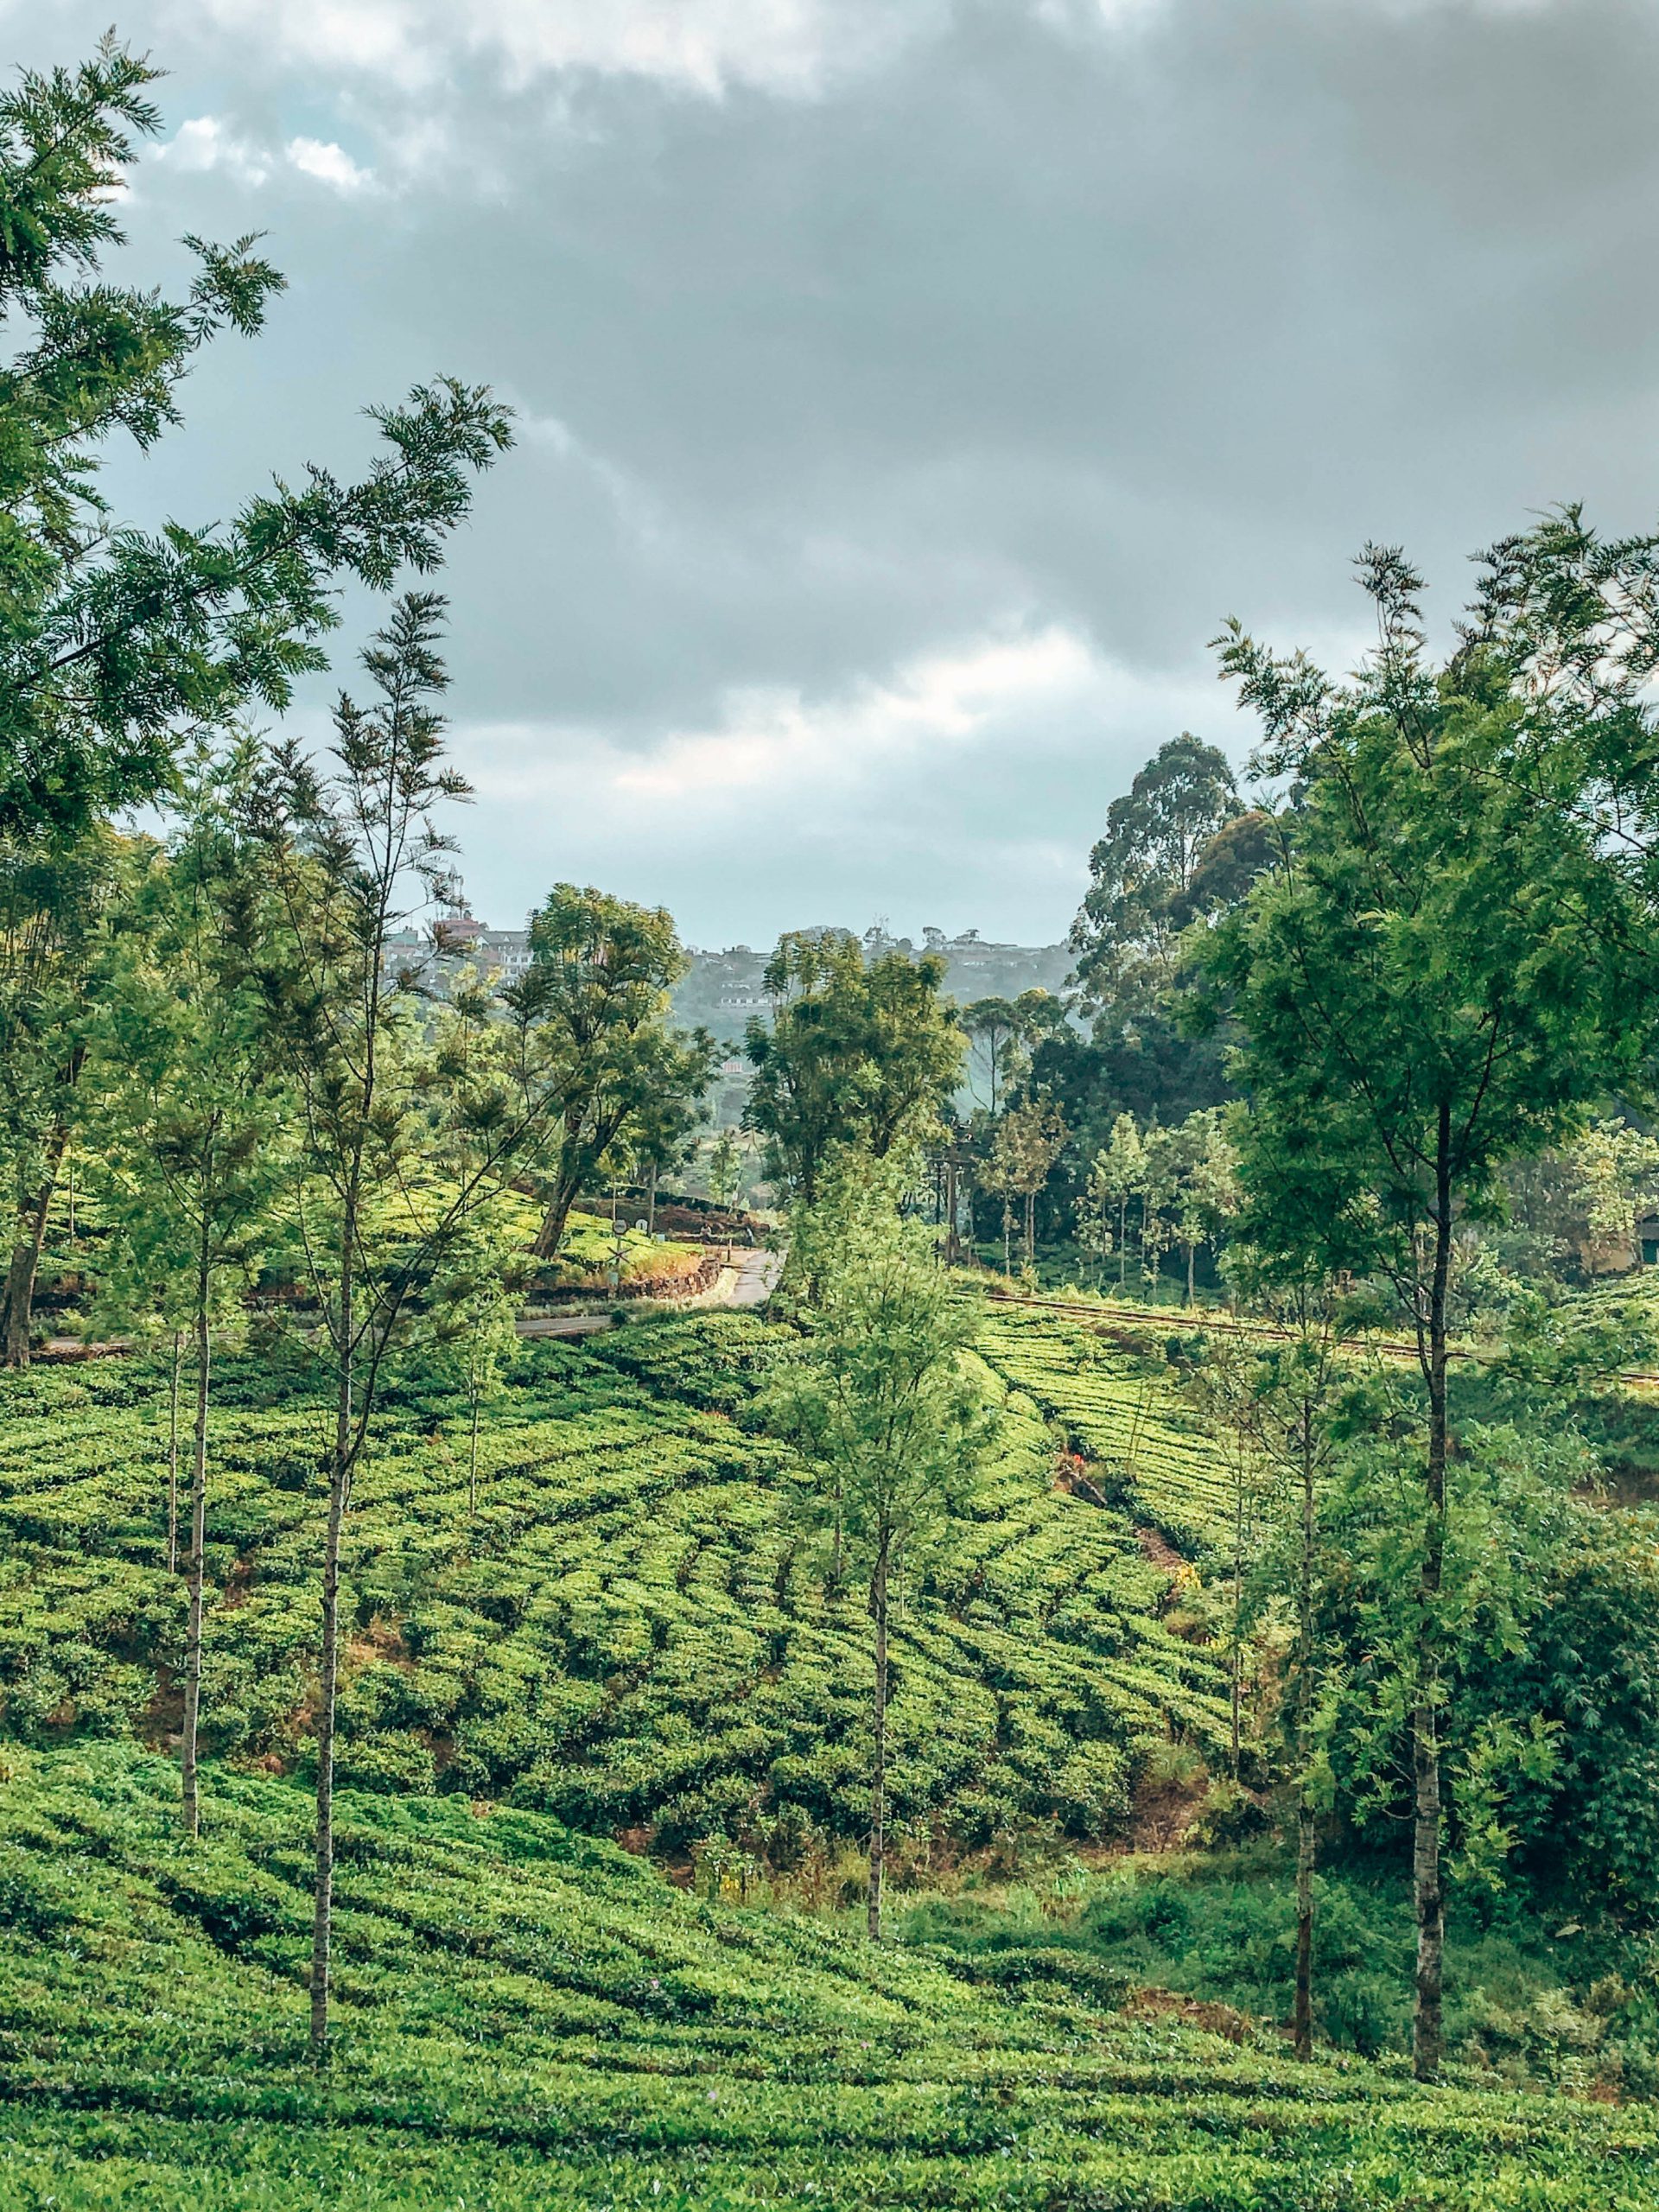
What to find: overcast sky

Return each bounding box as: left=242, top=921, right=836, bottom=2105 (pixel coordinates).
left=16, top=0, right=1659, bottom=946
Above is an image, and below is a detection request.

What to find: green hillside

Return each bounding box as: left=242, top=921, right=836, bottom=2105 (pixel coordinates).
left=0, top=1314, right=1226, bottom=1860
left=977, top=1305, right=1240, bottom=1554
left=3, top=1742, right=1654, bottom=2212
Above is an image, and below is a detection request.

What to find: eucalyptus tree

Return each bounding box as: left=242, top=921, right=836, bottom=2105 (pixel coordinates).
left=251, top=594, right=563, bottom=2048
left=91, top=753, right=290, bottom=1835
left=1195, top=545, right=1646, bottom=2079
left=763, top=1164, right=1001, bottom=1941
left=1071, top=734, right=1241, bottom=1020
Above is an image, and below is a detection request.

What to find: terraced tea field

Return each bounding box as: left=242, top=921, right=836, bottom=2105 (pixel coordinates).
left=1, top=1743, right=1651, bottom=2211
left=0, top=1315, right=1227, bottom=1854
left=977, top=1304, right=1241, bottom=1554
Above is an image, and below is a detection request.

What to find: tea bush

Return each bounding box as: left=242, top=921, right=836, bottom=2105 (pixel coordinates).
left=1, top=1743, right=1655, bottom=2210
left=0, top=1313, right=1228, bottom=1855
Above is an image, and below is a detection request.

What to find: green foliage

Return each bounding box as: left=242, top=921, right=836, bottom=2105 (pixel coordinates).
left=509, top=882, right=708, bottom=1259
left=745, top=932, right=963, bottom=1202
left=0, top=38, right=512, bottom=835
left=1071, top=732, right=1243, bottom=1018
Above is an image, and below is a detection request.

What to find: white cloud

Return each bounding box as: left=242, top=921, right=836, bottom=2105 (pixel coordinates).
left=448, top=626, right=1229, bottom=943
left=155, top=114, right=270, bottom=186
left=285, top=136, right=376, bottom=192
left=188, top=0, right=943, bottom=98
left=613, top=628, right=1098, bottom=804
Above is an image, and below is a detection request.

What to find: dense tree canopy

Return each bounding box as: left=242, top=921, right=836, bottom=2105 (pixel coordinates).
left=744, top=931, right=963, bottom=1202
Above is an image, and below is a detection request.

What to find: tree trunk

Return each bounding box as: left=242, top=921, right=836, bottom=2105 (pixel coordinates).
left=1117, top=1198, right=1128, bottom=1288
left=1185, top=1240, right=1196, bottom=1305
left=1413, top=1105, right=1452, bottom=2085
left=1230, top=1439, right=1244, bottom=1780
left=1023, top=1189, right=1035, bottom=1271
left=167, top=1329, right=183, bottom=1575
left=647, top=1161, right=658, bottom=1236
left=533, top=1175, right=582, bottom=1262
left=312, top=1212, right=354, bottom=2051
left=868, top=1540, right=889, bottom=1944
left=1001, top=1203, right=1011, bottom=1278
left=1294, top=1792, right=1316, bottom=2062
left=1294, top=1394, right=1317, bottom=2063
left=469, top=1393, right=480, bottom=1518
left=3, top=1159, right=60, bottom=1370
left=181, top=1270, right=211, bottom=1839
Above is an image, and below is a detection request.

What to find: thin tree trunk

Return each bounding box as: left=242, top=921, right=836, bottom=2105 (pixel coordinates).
left=1294, top=1793, right=1316, bottom=2061
left=166, top=1329, right=183, bottom=1574
left=469, top=1392, right=480, bottom=1517
left=868, top=1540, right=889, bottom=1944
left=1117, top=1197, right=1127, bottom=1288
left=1413, top=1105, right=1452, bottom=2084
left=1185, top=1240, right=1196, bottom=1305
left=1001, top=1202, right=1011, bottom=1278
left=1230, top=1435, right=1244, bottom=1780
left=647, top=1161, right=658, bottom=1236
left=1294, top=1395, right=1317, bottom=2063
left=3, top=1160, right=59, bottom=1370
left=181, top=1256, right=211, bottom=1839
left=1024, top=1189, right=1035, bottom=1271
left=312, top=1205, right=354, bottom=2052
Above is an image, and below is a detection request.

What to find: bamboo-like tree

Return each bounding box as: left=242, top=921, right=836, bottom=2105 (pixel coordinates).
left=763, top=1164, right=1001, bottom=1940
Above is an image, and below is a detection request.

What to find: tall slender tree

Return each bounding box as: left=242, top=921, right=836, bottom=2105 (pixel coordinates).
left=252, top=594, right=563, bottom=2048
left=763, top=1165, right=1001, bottom=1940
left=1195, top=545, right=1645, bottom=2079
left=91, top=756, right=290, bottom=1834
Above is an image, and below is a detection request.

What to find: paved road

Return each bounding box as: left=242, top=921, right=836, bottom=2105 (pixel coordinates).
left=517, top=1245, right=783, bottom=1339
left=723, top=1248, right=785, bottom=1306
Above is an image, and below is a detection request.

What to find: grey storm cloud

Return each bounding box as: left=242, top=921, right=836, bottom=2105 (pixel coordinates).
left=10, top=0, right=1659, bottom=942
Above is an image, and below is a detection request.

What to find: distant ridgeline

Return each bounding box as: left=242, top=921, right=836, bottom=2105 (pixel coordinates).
left=675, top=927, right=1074, bottom=1049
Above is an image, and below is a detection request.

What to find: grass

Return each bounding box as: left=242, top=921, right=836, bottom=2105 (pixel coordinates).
left=3, top=1742, right=1657, bottom=2209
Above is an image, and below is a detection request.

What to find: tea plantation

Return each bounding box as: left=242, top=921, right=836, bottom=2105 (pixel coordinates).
left=3, top=1742, right=1656, bottom=2211
left=976, top=1306, right=1240, bottom=1554
left=0, top=1313, right=1227, bottom=1859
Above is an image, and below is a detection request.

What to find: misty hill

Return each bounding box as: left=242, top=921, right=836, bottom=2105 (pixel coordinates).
left=675, top=928, right=1073, bottom=1048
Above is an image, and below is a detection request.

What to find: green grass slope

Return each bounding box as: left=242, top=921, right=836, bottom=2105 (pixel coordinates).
left=0, top=1315, right=1225, bottom=1859
left=3, top=1743, right=1656, bottom=2210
